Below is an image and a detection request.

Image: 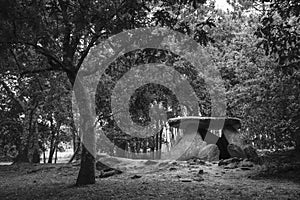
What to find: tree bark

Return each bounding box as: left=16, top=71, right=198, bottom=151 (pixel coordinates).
left=68, top=144, right=81, bottom=163
left=48, top=118, right=56, bottom=163
left=142, top=139, right=147, bottom=153
left=158, top=127, right=163, bottom=159
left=71, top=73, right=96, bottom=185
left=32, top=148, right=40, bottom=163
left=70, top=119, right=79, bottom=153
left=76, top=145, right=95, bottom=185
left=14, top=146, right=29, bottom=163
left=13, top=110, right=32, bottom=163
left=48, top=147, right=55, bottom=163
left=54, top=148, right=58, bottom=163
left=32, top=118, right=40, bottom=163
left=43, top=151, right=46, bottom=163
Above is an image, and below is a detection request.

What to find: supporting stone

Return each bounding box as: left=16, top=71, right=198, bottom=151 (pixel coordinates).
left=197, top=144, right=220, bottom=161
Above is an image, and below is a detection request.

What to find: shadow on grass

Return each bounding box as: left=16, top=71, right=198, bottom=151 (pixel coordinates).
left=251, top=149, right=300, bottom=184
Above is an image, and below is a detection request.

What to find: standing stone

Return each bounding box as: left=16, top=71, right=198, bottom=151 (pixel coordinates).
left=198, top=128, right=229, bottom=160
left=197, top=144, right=220, bottom=161
left=227, top=143, right=246, bottom=159
left=243, top=145, right=259, bottom=163
left=176, top=133, right=207, bottom=161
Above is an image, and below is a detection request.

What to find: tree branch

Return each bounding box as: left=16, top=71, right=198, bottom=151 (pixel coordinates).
left=21, top=67, right=63, bottom=76
left=10, top=49, right=23, bottom=71
left=75, top=34, right=101, bottom=71
left=24, top=42, right=66, bottom=71
left=58, top=0, right=72, bottom=63
left=0, top=40, right=66, bottom=72
left=75, top=4, right=123, bottom=72
left=0, top=80, right=26, bottom=110
left=0, top=120, right=22, bottom=127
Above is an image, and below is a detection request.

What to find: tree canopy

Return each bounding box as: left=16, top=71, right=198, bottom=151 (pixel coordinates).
left=0, top=0, right=299, bottom=186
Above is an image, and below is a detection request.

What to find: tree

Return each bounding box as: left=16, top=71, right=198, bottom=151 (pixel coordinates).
left=206, top=1, right=300, bottom=151
left=0, top=87, right=23, bottom=161
left=0, top=47, right=48, bottom=162
left=0, top=46, right=73, bottom=163
left=254, top=0, right=300, bottom=150
left=0, top=0, right=215, bottom=185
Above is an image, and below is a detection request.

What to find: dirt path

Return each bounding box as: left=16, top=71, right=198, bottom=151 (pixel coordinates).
left=0, top=156, right=299, bottom=200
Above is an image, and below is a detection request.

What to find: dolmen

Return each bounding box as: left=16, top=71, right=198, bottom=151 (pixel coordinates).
left=167, top=116, right=258, bottom=161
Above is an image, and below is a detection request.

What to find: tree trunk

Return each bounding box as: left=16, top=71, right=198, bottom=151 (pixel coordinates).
left=158, top=127, right=163, bottom=159
left=14, top=146, right=29, bottom=163
left=76, top=145, right=95, bottom=185
left=68, top=145, right=81, bottom=163
left=71, top=119, right=79, bottom=153
left=43, top=151, right=46, bottom=163
left=32, top=119, right=40, bottom=163
left=143, top=139, right=147, bottom=153
left=129, top=141, right=135, bottom=159
left=74, top=135, right=82, bottom=161
left=32, top=148, right=40, bottom=163
left=48, top=146, right=55, bottom=163
left=136, top=139, right=140, bottom=156
left=48, top=120, right=61, bottom=163
left=72, top=74, right=96, bottom=185
left=150, top=137, right=155, bottom=159
left=13, top=111, right=31, bottom=163
left=48, top=117, right=55, bottom=163
left=155, top=132, right=159, bottom=151
left=54, top=148, right=58, bottom=163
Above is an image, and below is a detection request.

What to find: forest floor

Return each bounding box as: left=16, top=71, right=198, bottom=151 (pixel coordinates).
left=0, top=149, right=300, bottom=200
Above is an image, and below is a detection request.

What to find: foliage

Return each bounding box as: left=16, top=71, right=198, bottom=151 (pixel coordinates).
left=0, top=45, right=73, bottom=162
left=254, top=0, right=300, bottom=149
left=0, top=0, right=213, bottom=184
left=209, top=1, right=300, bottom=150
left=0, top=0, right=299, bottom=186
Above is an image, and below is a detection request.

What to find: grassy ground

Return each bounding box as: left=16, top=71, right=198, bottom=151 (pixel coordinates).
left=0, top=150, right=299, bottom=200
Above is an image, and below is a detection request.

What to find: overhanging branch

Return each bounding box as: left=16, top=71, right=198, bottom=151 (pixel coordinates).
left=76, top=34, right=101, bottom=71
left=24, top=42, right=66, bottom=71
left=21, top=67, right=63, bottom=76
left=0, top=41, right=67, bottom=72
left=0, top=80, right=26, bottom=110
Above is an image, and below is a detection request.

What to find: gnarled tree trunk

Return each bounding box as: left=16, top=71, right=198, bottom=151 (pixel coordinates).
left=76, top=145, right=95, bottom=185
left=71, top=74, right=96, bottom=186
left=13, top=109, right=33, bottom=163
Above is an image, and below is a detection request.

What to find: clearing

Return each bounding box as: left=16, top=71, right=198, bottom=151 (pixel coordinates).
left=0, top=150, right=300, bottom=200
